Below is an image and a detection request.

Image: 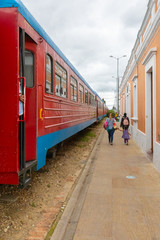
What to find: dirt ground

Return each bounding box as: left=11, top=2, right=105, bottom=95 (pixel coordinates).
left=0, top=119, right=105, bottom=240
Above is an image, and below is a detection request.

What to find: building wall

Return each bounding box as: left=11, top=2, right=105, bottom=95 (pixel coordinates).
left=137, top=58, right=145, bottom=133
left=120, top=0, right=160, bottom=171
left=130, top=79, right=133, bottom=126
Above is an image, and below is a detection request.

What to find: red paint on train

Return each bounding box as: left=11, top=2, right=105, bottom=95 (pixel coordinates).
left=0, top=7, right=107, bottom=185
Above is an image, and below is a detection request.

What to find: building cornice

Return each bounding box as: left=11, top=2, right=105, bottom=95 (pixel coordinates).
left=131, top=75, right=138, bottom=82
left=142, top=48, right=157, bottom=65
left=120, top=0, right=160, bottom=93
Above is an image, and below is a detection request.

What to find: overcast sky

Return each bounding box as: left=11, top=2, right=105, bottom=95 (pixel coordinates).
left=24, top=0, right=148, bottom=109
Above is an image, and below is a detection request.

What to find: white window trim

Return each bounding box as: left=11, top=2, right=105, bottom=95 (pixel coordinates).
left=131, top=117, right=138, bottom=121
left=132, top=75, right=138, bottom=121
left=123, top=93, right=125, bottom=115
left=142, top=48, right=157, bottom=65
left=142, top=48, right=157, bottom=152
left=126, top=82, right=131, bottom=120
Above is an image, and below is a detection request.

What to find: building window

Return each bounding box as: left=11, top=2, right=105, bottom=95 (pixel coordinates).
left=70, top=76, right=77, bottom=101
left=45, top=54, right=53, bottom=94
left=85, top=89, right=88, bottom=104
left=25, top=50, right=34, bottom=88
left=55, top=62, right=67, bottom=98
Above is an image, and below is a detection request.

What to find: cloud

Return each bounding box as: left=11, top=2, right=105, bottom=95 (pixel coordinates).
left=24, top=0, right=147, bottom=108
left=121, top=2, right=147, bottom=28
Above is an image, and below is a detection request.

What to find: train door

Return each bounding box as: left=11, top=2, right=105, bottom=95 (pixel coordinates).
left=19, top=29, right=37, bottom=171
left=25, top=34, right=37, bottom=162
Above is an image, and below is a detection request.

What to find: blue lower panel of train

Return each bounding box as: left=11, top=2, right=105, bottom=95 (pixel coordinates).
left=98, top=115, right=104, bottom=121
left=37, top=118, right=97, bottom=170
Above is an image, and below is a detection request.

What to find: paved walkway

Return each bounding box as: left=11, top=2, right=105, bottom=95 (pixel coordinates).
left=51, top=127, right=160, bottom=240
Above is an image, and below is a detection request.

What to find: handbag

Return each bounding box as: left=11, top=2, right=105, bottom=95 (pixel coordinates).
left=113, top=122, right=117, bottom=130
left=104, top=123, right=109, bottom=132
left=104, top=119, right=108, bottom=130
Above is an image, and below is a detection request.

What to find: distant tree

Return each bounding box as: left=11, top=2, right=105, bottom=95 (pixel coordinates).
left=106, top=109, right=116, bottom=118
left=102, top=98, right=106, bottom=104
left=112, top=106, right=116, bottom=111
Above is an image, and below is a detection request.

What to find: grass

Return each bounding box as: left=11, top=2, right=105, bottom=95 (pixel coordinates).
left=77, top=143, right=86, bottom=148
left=31, top=202, right=36, bottom=208
left=80, top=131, right=96, bottom=143
left=86, top=131, right=96, bottom=138
left=81, top=136, right=89, bottom=142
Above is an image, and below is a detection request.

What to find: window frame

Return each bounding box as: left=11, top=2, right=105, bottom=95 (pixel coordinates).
left=45, top=53, right=53, bottom=94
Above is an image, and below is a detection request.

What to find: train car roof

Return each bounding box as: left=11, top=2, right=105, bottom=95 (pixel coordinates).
left=0, top=0, right=103, bottom=99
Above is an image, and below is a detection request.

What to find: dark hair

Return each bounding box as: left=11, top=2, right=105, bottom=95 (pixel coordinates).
left=124, top=113, right=127, bottom=117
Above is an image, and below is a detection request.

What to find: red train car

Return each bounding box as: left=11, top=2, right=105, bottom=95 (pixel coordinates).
left=103, top=104, right=109, bottom=116
left=97, top=95, right=105, bottom=120
left=0, top=0, right=105, bottom=187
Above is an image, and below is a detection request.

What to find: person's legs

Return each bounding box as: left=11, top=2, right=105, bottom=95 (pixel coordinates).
left=19, top=115, right=25, bottom=170
left=108, top=131, right=111, bottom=143
left=110, top=129, right=114, bottom=144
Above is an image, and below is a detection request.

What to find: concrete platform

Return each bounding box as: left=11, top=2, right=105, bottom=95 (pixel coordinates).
left=51, top=127, right=160, bottom=240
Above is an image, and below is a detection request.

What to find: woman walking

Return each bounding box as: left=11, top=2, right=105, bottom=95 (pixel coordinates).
left=120, top=113, right=130, bottom=145
left=105, top=113, right=116, bottom=145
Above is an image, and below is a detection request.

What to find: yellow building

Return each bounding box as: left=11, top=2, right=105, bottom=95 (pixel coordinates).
left=120, top=0, right=160, bottom=170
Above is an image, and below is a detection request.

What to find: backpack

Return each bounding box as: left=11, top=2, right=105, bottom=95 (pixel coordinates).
left=123, top=118, right=129, bottom=126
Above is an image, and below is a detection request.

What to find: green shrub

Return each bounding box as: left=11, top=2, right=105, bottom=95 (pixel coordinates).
left=106, top=110, right=116, bottom=118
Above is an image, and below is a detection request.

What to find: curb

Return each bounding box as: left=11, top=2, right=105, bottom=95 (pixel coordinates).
left=50, top=129, right=104, bottom=240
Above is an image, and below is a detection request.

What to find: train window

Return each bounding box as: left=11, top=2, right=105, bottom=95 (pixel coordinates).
left=70, top=76, right=77, bottom=101
left=55, top=74, right=60, bottom=96
left=25, top=50, right=34, bottom=88
left=61, top=78, right=67, bottom=98
left=98, top=101, right=102, bottom=109
left=85, top=89, right=88, bottom=104
left=79, top=84, right=84, bottom=103
left=55, top=62, right=67, bottom=98
left=45, top=54, right=53, bottom=94
left=89, top=93, right=92, bottom=105
left=91, top=94, right=95, bottom=106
